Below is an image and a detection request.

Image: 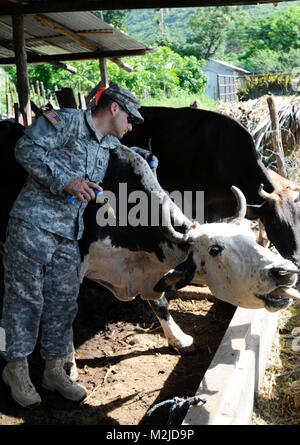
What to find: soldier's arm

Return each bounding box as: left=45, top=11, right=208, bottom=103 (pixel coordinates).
left=14, top=114, right=73, bottom=196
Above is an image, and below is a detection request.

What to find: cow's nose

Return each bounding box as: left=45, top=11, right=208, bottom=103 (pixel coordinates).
left=269, top=267, right=298, bottom=286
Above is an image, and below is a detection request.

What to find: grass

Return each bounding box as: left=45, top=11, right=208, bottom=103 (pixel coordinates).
left=141, top=93, right=217, bottom=111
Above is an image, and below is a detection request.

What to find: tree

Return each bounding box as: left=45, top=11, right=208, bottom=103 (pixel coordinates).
left=186, top=7, right=246, bottom=60
left=224, top=6, right=300, bottom=72
left=92, top=10, right=128, bottom=31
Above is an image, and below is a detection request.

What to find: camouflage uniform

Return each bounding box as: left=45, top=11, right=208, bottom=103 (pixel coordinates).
left=1, top=94, right=146, bottom=361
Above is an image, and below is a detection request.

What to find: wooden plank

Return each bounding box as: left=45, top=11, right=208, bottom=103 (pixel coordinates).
left=55, top=87, right=78, bottom=108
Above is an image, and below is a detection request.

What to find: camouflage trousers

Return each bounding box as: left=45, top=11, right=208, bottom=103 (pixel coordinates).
left=1, top=217, right=80, bottom=361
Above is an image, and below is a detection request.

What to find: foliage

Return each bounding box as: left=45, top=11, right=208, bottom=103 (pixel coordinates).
left=4, top=47, right=207, bottom=102
left=238, top=72, right=293, bottom=101
left=105, top=47, right=207, bottom=98
left=92, top=10, right=128, bottom=32
left=225, top=6, right=300, bottom=72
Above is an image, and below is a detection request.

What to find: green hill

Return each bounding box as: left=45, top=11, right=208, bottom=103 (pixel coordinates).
left=126, top=2, right=300, bottom=45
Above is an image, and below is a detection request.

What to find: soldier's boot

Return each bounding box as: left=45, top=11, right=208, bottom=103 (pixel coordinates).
left=63, top=352, right=78, bottom=382
left=42, top=358, right=87, bottom=402
left=2, top=359, right=42, bottom=408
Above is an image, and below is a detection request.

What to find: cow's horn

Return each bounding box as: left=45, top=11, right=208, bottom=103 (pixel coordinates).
left=229, top=186, right=247, bottom=222
left=162, top=196, right=194, bottom=243
left=258, top=183, right=274, bottom=201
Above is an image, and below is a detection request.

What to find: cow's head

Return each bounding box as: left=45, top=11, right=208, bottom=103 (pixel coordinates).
left=247, top=181, right=300, bottom=268
left=155, top=187, right=300, bottom=312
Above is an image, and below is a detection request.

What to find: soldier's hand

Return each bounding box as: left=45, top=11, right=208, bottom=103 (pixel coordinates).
left=146, top=153, right=159, bottom=167
left=64, top=179, right=103, bottom=203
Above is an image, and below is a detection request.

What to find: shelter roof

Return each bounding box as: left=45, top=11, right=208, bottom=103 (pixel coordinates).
left=0, top=10, right=151, bottom=65
left=0, top=0, right=295, bottom=15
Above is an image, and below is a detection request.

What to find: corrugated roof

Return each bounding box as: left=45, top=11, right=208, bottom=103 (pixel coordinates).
left=0, top=11, right=151, bottom=65
left=206, top=59, right=250, bottom=74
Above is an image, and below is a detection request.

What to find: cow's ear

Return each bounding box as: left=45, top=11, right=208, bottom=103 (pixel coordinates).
left=154, top=252, right=196, bottom=292
left=246, top=204, right=264, bottom=220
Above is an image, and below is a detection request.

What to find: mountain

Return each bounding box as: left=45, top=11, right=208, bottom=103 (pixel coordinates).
left=126, top=2, right=300, bottom=45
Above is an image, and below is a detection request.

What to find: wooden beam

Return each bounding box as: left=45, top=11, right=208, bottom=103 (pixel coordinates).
left=110, top=57, right=133, bottom=73
left=0, top=49, right=149, bottom=65
left=0, top=36, right=78, bottom=73
left=50, top=61, right=77, bottom=73
left=30, top=13, right=102, bottom=51
left=29, top=14, right=137, bottom=72
left=25, top=30, right=114, bottom=43
left=0, top=0, right=292, bottom=15
left=12, top=14, right=31, bottom=125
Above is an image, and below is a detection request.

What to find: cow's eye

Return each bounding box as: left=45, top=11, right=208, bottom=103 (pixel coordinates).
left=209, top=245, right=224, bottom=257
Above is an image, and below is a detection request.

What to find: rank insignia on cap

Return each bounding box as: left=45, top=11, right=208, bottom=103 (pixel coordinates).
left=43, top=109, right=62, bottom=126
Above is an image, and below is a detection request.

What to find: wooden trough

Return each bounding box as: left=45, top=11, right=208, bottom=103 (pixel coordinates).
left=181, top=298, right=279, bottom=425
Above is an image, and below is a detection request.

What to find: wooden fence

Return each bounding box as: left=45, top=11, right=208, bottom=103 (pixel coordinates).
left=217, top=72, right=292, bottom=102
left=0, top=75, right=87, bottom=121
left=217, top=74, right=244, bottom=102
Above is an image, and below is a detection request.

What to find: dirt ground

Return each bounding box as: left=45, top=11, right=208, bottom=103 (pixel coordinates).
left=0, top=269, right=234, bottom=426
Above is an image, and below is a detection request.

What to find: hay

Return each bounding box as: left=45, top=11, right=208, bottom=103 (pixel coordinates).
left=217, top=95, right=300, bottom=182
left=251, top=304, right=300, bottom=425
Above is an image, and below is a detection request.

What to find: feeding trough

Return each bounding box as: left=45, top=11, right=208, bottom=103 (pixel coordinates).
left=182, top=302, right=279, bottom=425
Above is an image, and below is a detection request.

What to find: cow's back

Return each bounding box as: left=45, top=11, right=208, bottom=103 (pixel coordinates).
left=123, top=106, right=274, bottom=220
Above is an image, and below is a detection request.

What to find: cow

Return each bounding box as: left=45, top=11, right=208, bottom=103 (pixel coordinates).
left=0, top=120, right=25, bottom=242
left=122, top=106, right=300, bottom=267
left=1, top=120, right=300, bottom=354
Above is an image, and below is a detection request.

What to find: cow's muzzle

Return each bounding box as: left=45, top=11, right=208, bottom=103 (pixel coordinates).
left=256, top=285, right=300, bottom=311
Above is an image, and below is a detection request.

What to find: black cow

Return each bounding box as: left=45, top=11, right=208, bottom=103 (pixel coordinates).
left=123, top=106, right=300, bottom=266
left=0, top=120, right=25, bottom=241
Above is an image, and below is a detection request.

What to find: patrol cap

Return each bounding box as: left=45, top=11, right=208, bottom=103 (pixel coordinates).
left=101, top=83, right=144, bottom=124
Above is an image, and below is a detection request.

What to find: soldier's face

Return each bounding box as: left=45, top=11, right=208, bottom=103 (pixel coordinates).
left=111, top=105, right=133, bottom=139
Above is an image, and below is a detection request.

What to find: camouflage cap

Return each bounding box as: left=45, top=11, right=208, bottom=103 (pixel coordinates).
left=101, top=83, right=144, bottom=124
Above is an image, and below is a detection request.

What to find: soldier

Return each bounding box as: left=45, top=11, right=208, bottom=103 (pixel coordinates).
left=0, top=83, right=152, bottom=408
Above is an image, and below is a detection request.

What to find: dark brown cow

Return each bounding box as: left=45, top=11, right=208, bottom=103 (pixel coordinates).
left=123, top=106, right=300, bottom=266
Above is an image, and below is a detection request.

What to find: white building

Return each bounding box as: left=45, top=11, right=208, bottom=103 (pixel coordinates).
left=202, top=59, right=250, bottom=102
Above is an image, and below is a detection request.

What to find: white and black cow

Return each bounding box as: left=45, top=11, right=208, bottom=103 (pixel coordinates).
left=1, top=120, right=299, bottom=353
left=79, top=146, right=300, bottom=353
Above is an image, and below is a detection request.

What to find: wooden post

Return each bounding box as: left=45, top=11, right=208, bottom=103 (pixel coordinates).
left=99, top=58, right=109, bottom=88
left=12, top=14, right=31, bottom=125
left=217, top=74, right=221, bottom=101
left=5, top=77, right=11, bottom=116
left=36, top=80, right=42, bottom=107
left=40, top=81, right=46, bottom=104
left=267, top=94, right=287, bottom=178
